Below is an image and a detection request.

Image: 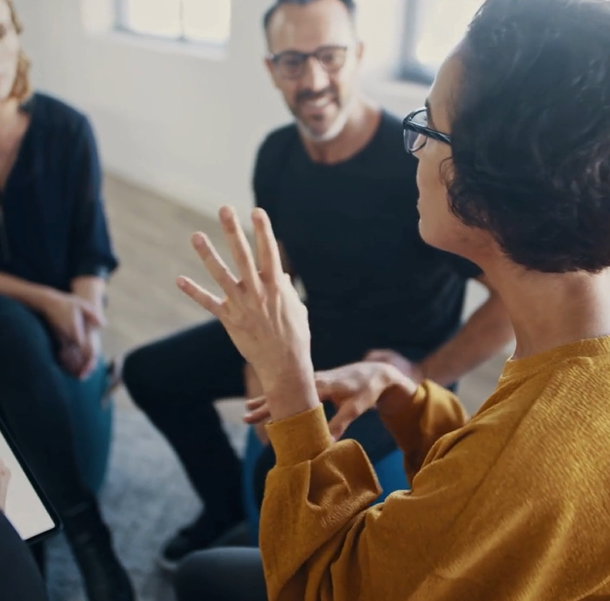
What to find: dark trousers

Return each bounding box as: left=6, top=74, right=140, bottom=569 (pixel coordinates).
left=122, top=319, right=401, bottom=524
left=0, top=295, right=92, bottom=514
left=174, top=547, right=265, bottom=601
left=0, top=511, right=49, bottom=601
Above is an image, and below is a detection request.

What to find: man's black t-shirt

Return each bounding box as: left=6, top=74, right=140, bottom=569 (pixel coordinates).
left=254, top=111, right=481, bottom=371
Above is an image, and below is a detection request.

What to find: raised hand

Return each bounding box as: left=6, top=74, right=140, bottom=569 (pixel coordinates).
left=178, top=207, right=319, bottom=422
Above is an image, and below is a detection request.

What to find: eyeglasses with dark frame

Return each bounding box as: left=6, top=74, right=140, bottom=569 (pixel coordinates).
left=268, top=45, right=349, bottom=81
left=403, top=108, right=452, bottom=154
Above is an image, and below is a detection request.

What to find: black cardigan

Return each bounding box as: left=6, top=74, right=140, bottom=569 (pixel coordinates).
left=0, top=92, right=118, bottom=292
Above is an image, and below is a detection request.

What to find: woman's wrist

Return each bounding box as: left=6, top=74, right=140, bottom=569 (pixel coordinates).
left=263, top=365, right=320, bottom=423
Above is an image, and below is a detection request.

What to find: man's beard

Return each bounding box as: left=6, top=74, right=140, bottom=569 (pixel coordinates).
left=296, top=107, right=351, bottom=143
left=293, top=88, right=356, bottom=143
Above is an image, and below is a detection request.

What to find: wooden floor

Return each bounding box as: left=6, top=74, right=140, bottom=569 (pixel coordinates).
left=101, top=174, right=508, bottom=418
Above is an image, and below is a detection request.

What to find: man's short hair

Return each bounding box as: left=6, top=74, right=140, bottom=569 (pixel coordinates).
left=263, top=0, right=357, bottom=33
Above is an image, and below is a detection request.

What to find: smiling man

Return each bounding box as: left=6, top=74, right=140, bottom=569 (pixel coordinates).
left=122, top=0, right=513, bottom=577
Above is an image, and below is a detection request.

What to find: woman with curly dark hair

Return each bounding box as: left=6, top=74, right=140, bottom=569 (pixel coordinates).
left=173, top=0, right=610, bottom=599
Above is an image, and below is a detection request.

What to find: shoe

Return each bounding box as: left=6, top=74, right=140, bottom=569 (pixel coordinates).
left=63, top=495, right=135, bottom=601
left=157, top=512, right=244, bottom=573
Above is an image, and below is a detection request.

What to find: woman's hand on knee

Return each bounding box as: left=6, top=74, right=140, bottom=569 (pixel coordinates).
left=42, top=290, right=105, bottom=378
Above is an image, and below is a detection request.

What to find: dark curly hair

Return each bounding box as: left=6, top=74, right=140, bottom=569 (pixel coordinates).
left=448, top=0, right=610, bottom=273
left=263, top=0, right=356, bottom=33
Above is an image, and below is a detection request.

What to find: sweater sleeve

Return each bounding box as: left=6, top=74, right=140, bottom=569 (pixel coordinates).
left=261, top=385, right=474, bottom=601
left=379, top=380, right=468, bottom=482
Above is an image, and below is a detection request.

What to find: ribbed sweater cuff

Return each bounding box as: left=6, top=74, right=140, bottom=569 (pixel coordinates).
left=266, top=404, right=334, bottom=467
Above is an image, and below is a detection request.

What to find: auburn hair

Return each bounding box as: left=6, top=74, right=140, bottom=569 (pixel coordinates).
left=5, top=0, right=32, bottom=102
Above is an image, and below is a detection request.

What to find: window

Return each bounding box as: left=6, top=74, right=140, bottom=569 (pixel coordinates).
left=115, top=0, right=231, bottom=46
left=399, top=0, right=483, bottom=84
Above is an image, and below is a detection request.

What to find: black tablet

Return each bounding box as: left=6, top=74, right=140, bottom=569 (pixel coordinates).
left=0, top=418, right=61, bottom=545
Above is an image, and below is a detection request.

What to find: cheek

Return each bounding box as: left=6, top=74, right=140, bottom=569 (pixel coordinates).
left=415, top=149, right=456, bottom=244
left=333, top=67, right=356, bottom=100
left=416, top=149, right=447, bottom=210
left=279, top=82, right=299, bottom=106
left=0, top=39, right=19, bottom=69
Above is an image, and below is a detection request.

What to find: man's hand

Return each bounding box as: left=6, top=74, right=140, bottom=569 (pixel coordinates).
left=245, top=362, right=418, bottom=441
left=0, top=459, right=11, bottom=513
left=364, top=349, right=425, bottom=384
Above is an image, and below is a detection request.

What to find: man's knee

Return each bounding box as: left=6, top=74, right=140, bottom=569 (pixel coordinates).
left=122, top=347, right=156, bottom=409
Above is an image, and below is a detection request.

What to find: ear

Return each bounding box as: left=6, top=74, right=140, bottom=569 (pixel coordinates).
left=355, top=40, right=365, bottom=62
left=264, top=56, right=280, bottom=89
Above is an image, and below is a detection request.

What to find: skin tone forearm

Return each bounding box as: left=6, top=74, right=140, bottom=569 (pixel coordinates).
left=419, top=281, right=514, bottom=387
left=0, top=272, right=56, bottom=312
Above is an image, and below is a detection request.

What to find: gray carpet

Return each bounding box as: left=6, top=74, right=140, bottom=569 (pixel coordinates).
left=46, top=406, right=247, bottom=601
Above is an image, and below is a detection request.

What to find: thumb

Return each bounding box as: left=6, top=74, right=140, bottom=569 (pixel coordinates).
left=327, top=401, right=364, bottom=442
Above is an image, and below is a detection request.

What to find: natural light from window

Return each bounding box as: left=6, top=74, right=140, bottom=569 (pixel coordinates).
left=415, top=0, right=483, bottom=70
left=121, top=0, right=231, bottom=45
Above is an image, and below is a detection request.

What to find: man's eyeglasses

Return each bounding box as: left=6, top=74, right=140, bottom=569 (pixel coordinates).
left=269, top=45, right=349, bottom=81
left=403, top=108, right=452, bottom=154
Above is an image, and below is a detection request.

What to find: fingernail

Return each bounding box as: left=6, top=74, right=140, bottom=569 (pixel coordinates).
left=192, top=232, right=206, bottom=247
left=176, top=277, right=187, bottom=289
left=219, top=206, right=234, bottom=221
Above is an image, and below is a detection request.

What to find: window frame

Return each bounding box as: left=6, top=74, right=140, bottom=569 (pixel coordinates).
left=113, top=0, right=229, bottom=47
left=397, top=0, right=436, bottom=85
left=398, top=0, right=481, bottom=86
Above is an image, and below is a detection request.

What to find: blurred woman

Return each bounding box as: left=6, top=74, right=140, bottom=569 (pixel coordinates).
left=174, top=0, right=610, bottom=599
left=0, top=2, right=133, bottom=600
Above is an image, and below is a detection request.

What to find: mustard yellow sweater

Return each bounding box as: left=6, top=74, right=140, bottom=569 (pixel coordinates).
left=262, top=337, right=610, bottom=601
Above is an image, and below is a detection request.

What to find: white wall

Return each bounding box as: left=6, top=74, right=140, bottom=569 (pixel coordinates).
left=16, top=0, right=495, bottom=318
left=16, top=0, right=427, bottom=222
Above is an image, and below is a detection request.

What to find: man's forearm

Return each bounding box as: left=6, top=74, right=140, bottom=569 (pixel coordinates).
left=0, top=272, right=54, bottom=313
left=71, top=276, right=107, bottom=317
left=419, top=292, right=513, bottom=387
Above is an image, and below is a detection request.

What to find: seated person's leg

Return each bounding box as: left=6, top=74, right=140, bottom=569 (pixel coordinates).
left=174, top=547, right=266, bottom=601
left=0, top=511, right=48, bottom=601
left=122, top=319, right=247, bottom=567
left=0, top=295, right=134, bottom=601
